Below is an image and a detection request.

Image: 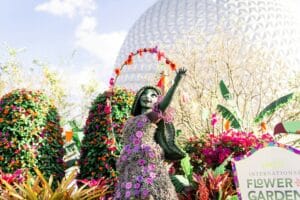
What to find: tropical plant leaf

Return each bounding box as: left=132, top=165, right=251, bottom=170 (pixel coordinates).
left=217, top=104, right=241, bottom=129
left=170, top=175, right=190, bottom=193
left=219, top=80, right=232, bottom=100
left=180, top=155, right=193, bottom=182
left=254, top=93, right=294, bottom=123
left=214, top=154, right=232, bottom=176
left=227, top=195, right=238, bottom=200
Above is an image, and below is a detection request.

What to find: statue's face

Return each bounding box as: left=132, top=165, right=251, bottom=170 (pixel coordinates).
left=140, top=88, right=159, bottom=109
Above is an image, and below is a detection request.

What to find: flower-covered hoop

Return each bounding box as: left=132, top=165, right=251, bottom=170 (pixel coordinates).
left=105, top=47, right=179, bottom=147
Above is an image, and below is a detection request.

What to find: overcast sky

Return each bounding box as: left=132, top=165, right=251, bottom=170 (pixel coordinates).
left=0, top=0, right=157, bottom=90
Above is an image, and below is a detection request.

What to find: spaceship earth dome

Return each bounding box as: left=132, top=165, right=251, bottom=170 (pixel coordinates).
left=115, top=0, right=300, bottom=90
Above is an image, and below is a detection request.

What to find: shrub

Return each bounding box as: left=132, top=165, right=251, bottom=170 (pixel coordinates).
left=77, top=88, right=134, bottom=188
left=185, top=130, right=274, bottom=170
left=0, top=89, right=65, bottom=185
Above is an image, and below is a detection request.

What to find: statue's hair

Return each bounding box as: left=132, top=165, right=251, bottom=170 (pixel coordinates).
left=131, top=85, right=162, bottom=116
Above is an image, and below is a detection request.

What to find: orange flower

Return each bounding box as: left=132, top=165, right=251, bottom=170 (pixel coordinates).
left=224, top=119, right=231, bottom=131
left=3, top=109, right=9, bottom=115
left=261, top=122, right=267, bottom=132
left=0, top=118, right=3, bottom=123
left=114, top=68, right=121, bottom=76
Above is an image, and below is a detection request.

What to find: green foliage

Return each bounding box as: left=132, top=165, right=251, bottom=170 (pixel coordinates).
left=0, top=168, right=111, bottom=200
left=68, top=120, right=83, bottom=149
left=219, top=80, right=231, bottom=100
left=213, top=154, right=232, bottom=176
left=180, top=155, right=193, bottom=182
left=254, top=93, right=294, bottom=123
left=217, top=104, right=241, bottom=129
left=77, top=87, right=134, bottom=187
left=170, top=175, right=190, bottom=193
left=0, top=89, right=65, bottom=186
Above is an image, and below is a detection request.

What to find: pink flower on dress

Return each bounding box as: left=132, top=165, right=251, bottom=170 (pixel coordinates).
left=146, top=177, right=154, bottom=184
left=142, top=189, right=150, bottom=197
left=148, top=151, right=155, bottom=158
left=138, top=159, right=146, bottom=166
left=134, top=183, right=141, bottom=189
left=135, top=131, right=143, bottom=138
left=148, top=164, right=156, bottom=171
left=125, top=191, right=131, bottom=198
left=125, top=182, right=132, bottom=189
left=115, top=191, right=121, bottom=198
left=149, top=172, right=156, bottom=178
left=137, top=121, right=144, bottom=128
left=133, top=138, right=141, bottom=145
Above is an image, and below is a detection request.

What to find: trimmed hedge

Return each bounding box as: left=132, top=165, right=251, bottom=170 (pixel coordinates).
left=0, top=89, right=65, bottom=184
left=78, top=88, right=134, bottom=186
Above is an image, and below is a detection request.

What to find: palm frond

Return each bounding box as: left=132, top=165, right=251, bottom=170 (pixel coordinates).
left=217, top=104, right=242, bottom=129
left=254, top=93, right=294, bottom=123
left=219, top=80, right=231, bottom=100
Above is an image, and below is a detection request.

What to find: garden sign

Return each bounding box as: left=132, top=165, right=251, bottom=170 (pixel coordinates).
left=232, top=143, right=300, bottom=200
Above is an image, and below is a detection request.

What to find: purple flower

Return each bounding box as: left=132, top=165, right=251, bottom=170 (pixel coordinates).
left=125, top=182, right=132, bottom=189
left=148, top=151, right=155, bottom=158
left=125, top=191, right=131, bottom=198
left=133, top=145, right=140, bottom=152
left=121, top=155, right=127, bottom=161
left=134, top=190, right=140, bottom=196
left=137, top=121, right=144, bottom=128
left=129, top=135, right=135, bottom=142
left=135, top=131, right=143, bottom=138
left=141, top=144, right=151, bottom=152
left=126, top=149, right=132, bottom=155
left=142, top=189, right=149, bottom=197
left=138, top=159, right=146, bottom=166
left=115, top=191, right=121, bottom=198
left=136, top=175, right=143, bottom=182
left=134, top=183, right=141, bottom=189
left=124, top=144, right=131, bottom=151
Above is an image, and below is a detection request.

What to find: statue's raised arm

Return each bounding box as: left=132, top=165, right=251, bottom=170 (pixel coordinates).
left=158, top=67, right=187, bottom=112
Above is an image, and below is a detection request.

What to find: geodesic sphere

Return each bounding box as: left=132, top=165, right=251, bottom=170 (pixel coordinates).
left=115, top=0, right=300, bottom=90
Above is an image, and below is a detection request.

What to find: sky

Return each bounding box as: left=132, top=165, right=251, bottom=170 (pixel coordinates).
left=0, top=0, right=157, bottom=92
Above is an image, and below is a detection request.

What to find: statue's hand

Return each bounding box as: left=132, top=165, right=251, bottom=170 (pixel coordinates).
left=174, top=67, right=187, bottom=83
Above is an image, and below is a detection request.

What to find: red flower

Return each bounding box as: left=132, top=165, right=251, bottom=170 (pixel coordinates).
left=114, top=68, right=121, bottom=76
left=170, top=63, right=176, bottom=71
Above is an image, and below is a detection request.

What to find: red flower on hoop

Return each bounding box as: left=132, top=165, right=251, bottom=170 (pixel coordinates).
left=114, top=68, right=121, bottom=76
left=170, top=63, right=176, bottom=71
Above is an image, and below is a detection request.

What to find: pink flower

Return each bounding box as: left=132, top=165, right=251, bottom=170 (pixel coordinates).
left=115, top=191, right=121, bottom=198
left=146, top=177, right=154, bottom=184
left=135, top=131, right=143, bottom=138
left=148, top=151, right=155, bottom=158
left=142, top=189, right=149, bottom=197
left=133, top=138, right=141, bottom=145
left=138, top=159, right=146, bottom=166
left=125, top=191, right=131, bottom=198
left=134, top=183, right=141, bottom=189
left=149, top=172, right=156, bottom=178
left=211, top=113, right=218, bottom=127
left=125, top=182, right=132, bottom=189
left=104, top=105, right=111, bottom=114
left=148, top=164, right=156, bottom=171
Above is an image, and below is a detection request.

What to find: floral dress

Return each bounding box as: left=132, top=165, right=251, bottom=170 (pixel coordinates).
left=114, top=113, right=178, bottom=200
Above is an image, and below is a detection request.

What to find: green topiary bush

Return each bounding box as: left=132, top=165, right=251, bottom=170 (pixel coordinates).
left=0, top=89, right=65, bottom=184
left=78, top=87, right=134, bottom=187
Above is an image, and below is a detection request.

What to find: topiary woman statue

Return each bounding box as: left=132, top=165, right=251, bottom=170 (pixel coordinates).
left=114, top=68, right=187, bottom=200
